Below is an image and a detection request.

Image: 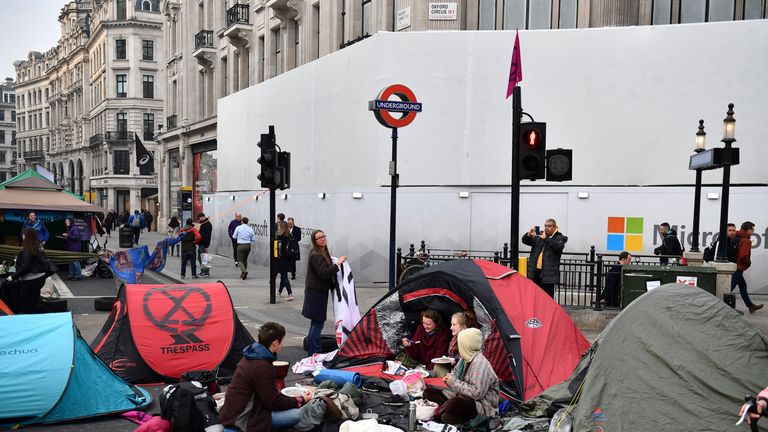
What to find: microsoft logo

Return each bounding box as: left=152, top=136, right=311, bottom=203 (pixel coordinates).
left=607, top=217, right=643, bottom=251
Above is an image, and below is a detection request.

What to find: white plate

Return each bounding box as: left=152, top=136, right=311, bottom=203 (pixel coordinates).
left=281, top=387, right=304, bottom=397
left=431, top=357, right=453, bottom=364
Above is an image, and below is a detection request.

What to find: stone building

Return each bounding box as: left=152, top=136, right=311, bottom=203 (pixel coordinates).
left=13, top=51, right=52, bottom=177
left=0, top=79, right=16, bottom=182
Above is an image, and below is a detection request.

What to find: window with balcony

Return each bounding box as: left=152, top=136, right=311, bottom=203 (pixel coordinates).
left=116, top=112, right=128, bottom=140
left=143, top=113, right=154, bottom=141
left=116, top=74, right=127, bottom=97
left=114, top=150, right=129, bottom=174
left=142, top=40, right=154, bottom=60
left=116, top=39, right=127, bottom=59
left=143, top=75, right=154, bottom=98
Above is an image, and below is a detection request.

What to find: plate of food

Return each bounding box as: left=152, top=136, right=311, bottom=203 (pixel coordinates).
left=431, top=356, right=454, bottom=364
left=280, top=386, right=304, bottom=397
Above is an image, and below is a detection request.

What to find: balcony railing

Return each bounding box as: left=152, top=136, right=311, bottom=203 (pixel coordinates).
left=226, top=4, right=250, bottom=27
left=89, top=134, right=103, bottom=145
left=195, top=30, right=214, bottom=50
left=166, top=114, right=177, bottom=130
left=105, top=130, right=130, bottom=142
left=23, top=150, right=44, bottom=160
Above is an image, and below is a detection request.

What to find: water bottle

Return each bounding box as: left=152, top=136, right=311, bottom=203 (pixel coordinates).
left=408, top=401, right=417, bottom=431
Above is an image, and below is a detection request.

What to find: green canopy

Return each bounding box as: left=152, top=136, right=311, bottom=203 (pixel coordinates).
left=0, top=168, right=83, bottom=199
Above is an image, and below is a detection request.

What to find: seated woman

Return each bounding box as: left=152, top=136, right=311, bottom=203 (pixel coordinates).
left=401, top=309, right=451, bottom=370
left=424, top=328, right=499, bottom=425
left=434, top=311, right=475, bottom=377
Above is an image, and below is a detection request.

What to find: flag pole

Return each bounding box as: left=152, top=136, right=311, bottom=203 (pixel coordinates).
left=510, top=86, right=521, bottom=270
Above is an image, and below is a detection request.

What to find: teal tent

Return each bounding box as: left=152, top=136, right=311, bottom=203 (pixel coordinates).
left=0, top=312, right=151, bottom=427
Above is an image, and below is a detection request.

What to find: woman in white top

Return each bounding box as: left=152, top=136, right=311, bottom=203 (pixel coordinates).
left=232, top=217, right=256, bottom=280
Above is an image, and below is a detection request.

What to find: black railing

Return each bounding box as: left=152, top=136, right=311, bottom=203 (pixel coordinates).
left=105, top=130, right=129, bottom=141
left=195, top=30, right=214, bottom=50
left=166, top=114, right=177, bottom=130
left=89, top=133, right=103, bottom=145
left=226, top=4, right=249, bottom=27
left=339, top=34, right=371, bottom=50
left=23, top=150, right=44, bottom=160
left=397, top=241, right=684, bottom=310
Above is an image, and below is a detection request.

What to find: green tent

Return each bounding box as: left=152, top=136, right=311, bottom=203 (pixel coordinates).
left=523, top=283, right=768, bottom=432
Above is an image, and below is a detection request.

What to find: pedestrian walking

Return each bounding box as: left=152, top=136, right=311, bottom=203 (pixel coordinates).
left=197, top=213, right=212, bottom=276
left=653, top=222, right=683, bottom=265
left=228, top=213, right=243, bottom=267
left=167, top=215, right=181, bottom=256
left=287, top=217, right=301, bottom=279
left=522, top=219, right=568, bottom=298
left=233, top=217, right=256, bottom=280
left=62, top=218, right=82, bottom=281
left=274, top=221, right=293, bottom=300
left=143, top=209, right=154, bottom=232
left=179, top=218, right=200, bottom=279
left=104, top=210, right=115, bottom=237
left=128, top=210, right=145, bottom=245
left=21, top=212, right=49, bottom=247
left=732, top=221, right=762, bottom=313
left=302, top=230, right=345, bottom=355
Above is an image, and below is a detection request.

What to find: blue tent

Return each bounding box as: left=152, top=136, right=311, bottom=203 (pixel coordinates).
left=0, top=312, right=151, bottom=427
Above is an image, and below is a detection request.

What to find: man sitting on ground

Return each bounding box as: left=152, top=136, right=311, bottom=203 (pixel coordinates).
left=220, top=322, right=312, bottom=432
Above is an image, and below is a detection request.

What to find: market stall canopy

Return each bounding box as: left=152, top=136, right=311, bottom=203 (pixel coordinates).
left=0, top=169, right=105, bottom=213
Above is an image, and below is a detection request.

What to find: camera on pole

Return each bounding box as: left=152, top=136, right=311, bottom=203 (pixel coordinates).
left=519, top=122, right=546, bottom=180
left=257, top=129, right=277, bottom=189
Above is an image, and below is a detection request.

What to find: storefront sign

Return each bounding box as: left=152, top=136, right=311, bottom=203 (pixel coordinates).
left=429, top=2, right=457, bottom=20
left=397, top=7, right=411, bottom=30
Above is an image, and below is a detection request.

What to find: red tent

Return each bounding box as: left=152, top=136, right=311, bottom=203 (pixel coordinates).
left=330, top=259, right=590, bottom=401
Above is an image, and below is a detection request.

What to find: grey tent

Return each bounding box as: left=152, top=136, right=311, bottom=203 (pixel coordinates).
left=522, top=283, right=768, bottom=432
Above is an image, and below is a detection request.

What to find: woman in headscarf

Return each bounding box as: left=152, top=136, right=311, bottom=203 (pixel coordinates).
left=424, top=327, right=499, bottom=425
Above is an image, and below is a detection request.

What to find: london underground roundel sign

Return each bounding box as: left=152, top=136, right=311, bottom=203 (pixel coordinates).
left=368, top=84, right=422, bottom=129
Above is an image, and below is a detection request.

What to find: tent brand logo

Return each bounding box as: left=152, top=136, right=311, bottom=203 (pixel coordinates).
left=607, top=216, right=643, bottom=252
left=524, top=318, right=543, bottom=329
left=142, top=287, right=213, bottom=354
left=0, top=348, right=38, bottom=356
left=109, top=358, right=137, bottom=371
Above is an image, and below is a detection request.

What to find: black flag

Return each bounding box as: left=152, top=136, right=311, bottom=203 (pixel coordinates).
left=134, top=133, right=154, bottom=168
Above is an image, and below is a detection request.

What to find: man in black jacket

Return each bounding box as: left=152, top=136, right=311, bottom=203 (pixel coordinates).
left=287, top=217, right=301, bottom=279
left=197, top=213, right=212, bottom=276
left=653, top=222, right=683, bottom=265
left=522, top=219, right=568, bottom=298
left=601, top=251, right=632, bottom=307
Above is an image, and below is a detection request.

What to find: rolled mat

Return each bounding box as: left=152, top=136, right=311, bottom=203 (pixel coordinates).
left=314, top=369, right=363, bottom=388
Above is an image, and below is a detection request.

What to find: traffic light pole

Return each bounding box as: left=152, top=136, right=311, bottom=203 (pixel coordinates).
left=509, top=86, right=522, bottom=270
left=269, top=188, right=276, bottom=304
left=389, top=127, right=398, bottom=290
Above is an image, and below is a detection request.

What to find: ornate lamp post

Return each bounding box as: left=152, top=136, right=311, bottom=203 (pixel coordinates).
left=716, top=104, right=737, bottom=261
left=690, top=120, right=706, bottom=252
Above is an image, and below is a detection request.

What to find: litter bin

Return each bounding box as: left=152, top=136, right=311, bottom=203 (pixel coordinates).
left=621, top=264, right=717, bottom=308
left=118, top=226, right=133, bottom=248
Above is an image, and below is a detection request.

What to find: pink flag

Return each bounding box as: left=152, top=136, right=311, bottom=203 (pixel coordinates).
left=506, top=31, right=523, bottom=99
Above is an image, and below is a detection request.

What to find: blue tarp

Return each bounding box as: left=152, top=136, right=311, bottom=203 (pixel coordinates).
left=110, top=237, right=179, bottom=284
left=0, top=313, right=151, bottom=427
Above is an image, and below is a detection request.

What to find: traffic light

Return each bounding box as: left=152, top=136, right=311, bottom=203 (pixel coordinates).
left=276, top=151, right=291, bottom=190
left=257, top=129, right=277, bottom=188
left=546, top=148, right=572, bottom=182
left=519, top=122, right=546, bottom=180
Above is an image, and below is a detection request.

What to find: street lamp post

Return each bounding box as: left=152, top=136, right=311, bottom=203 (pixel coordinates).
left=716, top=104, right=737, bottom=261
left=690, top=120, right=706, bottom=252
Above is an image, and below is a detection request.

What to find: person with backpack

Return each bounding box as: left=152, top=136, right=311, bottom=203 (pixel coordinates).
left=219, top=322, right=312, bottom=432
left=128, top=210, right=145, bottom=245
left=179, top=218, right=201, bottom=279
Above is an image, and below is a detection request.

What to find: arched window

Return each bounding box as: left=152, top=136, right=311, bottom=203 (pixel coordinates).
left=142, top=0, right=152, bottom=11
left=76, top=159, right=84, bottom=196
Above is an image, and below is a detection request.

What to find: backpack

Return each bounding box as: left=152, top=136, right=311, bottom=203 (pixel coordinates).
left=131, top=215, right=141, bottom=228
left=160, top=381, right=221, bottom=432
left=703, top=241, right=717, bottom=262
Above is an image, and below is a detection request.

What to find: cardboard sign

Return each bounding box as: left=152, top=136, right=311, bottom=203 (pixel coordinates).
left=676, top=276, right=698, bottom=287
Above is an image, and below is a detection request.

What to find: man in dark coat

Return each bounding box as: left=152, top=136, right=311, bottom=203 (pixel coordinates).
left=522, top=219, right=568, bottom=298
left=227, top=213, right=242, bottom=267
left=143, top=209, right=154, bottom=232
left=197, top=213, right=212, bottom=276
left=287, top=217, right=301, bottom=279
left=179, top=218, right=199, bottom=279
left=219, top=322, right=311, bottom=432
left=653, top=222, right=683, bottom=265
left=601, top=251, right=632, bottom=307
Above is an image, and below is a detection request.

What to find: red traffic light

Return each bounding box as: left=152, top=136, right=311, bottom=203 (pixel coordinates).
left=523, top=129, right=540, bottom=148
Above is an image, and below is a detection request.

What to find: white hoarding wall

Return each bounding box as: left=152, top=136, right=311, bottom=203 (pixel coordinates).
left=215, top=21, right=768, bottom=287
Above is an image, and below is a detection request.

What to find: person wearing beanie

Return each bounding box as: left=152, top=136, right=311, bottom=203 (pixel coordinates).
left=423, top=328, right=499, bottom=425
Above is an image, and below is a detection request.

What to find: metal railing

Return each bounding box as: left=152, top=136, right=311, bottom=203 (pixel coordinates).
left=195, top=30, right=214, bottom=50
left=397, top=241, right=684, bottom=309
left=226, top=4, right=250, bottom=27
left=23, top=149, right=44, bottom=159
left=89, top=134, right=103, bottom=145
left=105, top=130, right=129, bottom=142
left=166, top=114, right=177, bottom=130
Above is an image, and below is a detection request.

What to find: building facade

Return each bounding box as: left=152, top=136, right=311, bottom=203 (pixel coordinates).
left=0, top=79, right=17, bottom=182
left=155, top=0, right=766, bottom=228
left=14, top=0, right=164, bottom=218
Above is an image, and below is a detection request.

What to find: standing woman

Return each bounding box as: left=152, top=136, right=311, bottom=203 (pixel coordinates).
left=62, top=218, right=82, bottom=280
left=232, top=217, right=256, bottom=280
left=275, top=221, right=294, bottom=301
left=302, top=230, right=346, bottom=355
left=10, top=229, right=51, bottom=314
left=167, top=215, right=181, bottom=256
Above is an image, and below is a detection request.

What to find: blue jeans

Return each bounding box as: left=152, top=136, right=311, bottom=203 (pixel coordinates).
left=223, top=408, right=300, bottom=431
left=307, top=319, right=324, bottom=355
left=731, top=269, right=754, bottom=308
left=278, top=272, right=292, bottom=295
left=181, top=250, right=196, bottom=277
left=68, top=261, right=81, bottom=279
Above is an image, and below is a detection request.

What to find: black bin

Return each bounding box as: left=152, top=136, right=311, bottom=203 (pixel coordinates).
left=118, top=226, right=133, bottom=248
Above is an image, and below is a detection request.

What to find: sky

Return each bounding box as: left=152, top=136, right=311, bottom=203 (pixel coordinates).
left=0, top=0, right=67, bottom=81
